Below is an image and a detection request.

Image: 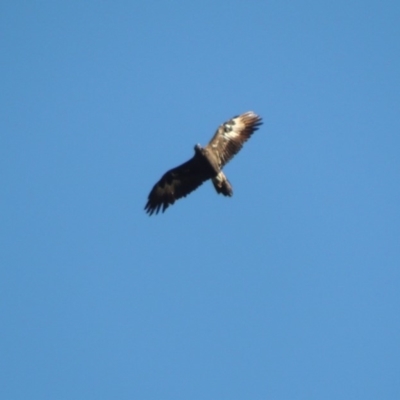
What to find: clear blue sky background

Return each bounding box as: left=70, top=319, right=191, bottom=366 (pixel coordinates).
left=1, top=1, right=399, bottom=399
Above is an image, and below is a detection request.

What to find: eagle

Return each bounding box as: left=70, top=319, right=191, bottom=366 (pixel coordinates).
left=145, top=111, right=262, bottom=215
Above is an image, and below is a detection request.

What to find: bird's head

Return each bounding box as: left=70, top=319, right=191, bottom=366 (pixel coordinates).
left=194, top=144, right=203, bottom=154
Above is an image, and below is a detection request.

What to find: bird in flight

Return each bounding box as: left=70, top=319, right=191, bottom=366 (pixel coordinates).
left=145, top=111, right=262, bottom=215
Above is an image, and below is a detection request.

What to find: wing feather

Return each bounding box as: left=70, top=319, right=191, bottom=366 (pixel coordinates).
left=206, top=111, right=262, bottom=167
left=145, top=155, right=211, bottom=215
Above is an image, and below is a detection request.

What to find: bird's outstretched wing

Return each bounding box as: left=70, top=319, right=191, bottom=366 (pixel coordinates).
left=145, top=155, right=211, bottom=215
left=206, top=111, right=262, bottom=168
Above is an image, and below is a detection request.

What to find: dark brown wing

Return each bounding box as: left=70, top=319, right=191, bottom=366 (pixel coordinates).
left=145, top=154, right=212, bottom=215
left=205, top=111, right=262, bottom=168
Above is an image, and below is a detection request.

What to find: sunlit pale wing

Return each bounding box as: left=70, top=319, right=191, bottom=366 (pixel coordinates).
left=144, top=156, right=212, bottom=215
left=206, top=111, right=262, bottom=168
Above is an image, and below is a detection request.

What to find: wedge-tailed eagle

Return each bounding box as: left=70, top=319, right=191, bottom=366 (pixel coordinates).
left=145, top=111, right=262, bottom=215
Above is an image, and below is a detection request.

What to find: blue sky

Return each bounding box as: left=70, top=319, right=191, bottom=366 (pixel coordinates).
left=1, top=1, right=399, bottom=398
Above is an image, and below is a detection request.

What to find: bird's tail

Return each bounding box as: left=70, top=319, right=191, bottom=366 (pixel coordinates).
left=212, top=171, right=233, bottom=197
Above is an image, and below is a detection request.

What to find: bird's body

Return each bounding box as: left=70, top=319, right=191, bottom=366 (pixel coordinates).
left=145, top=111, right=262, bottom=215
